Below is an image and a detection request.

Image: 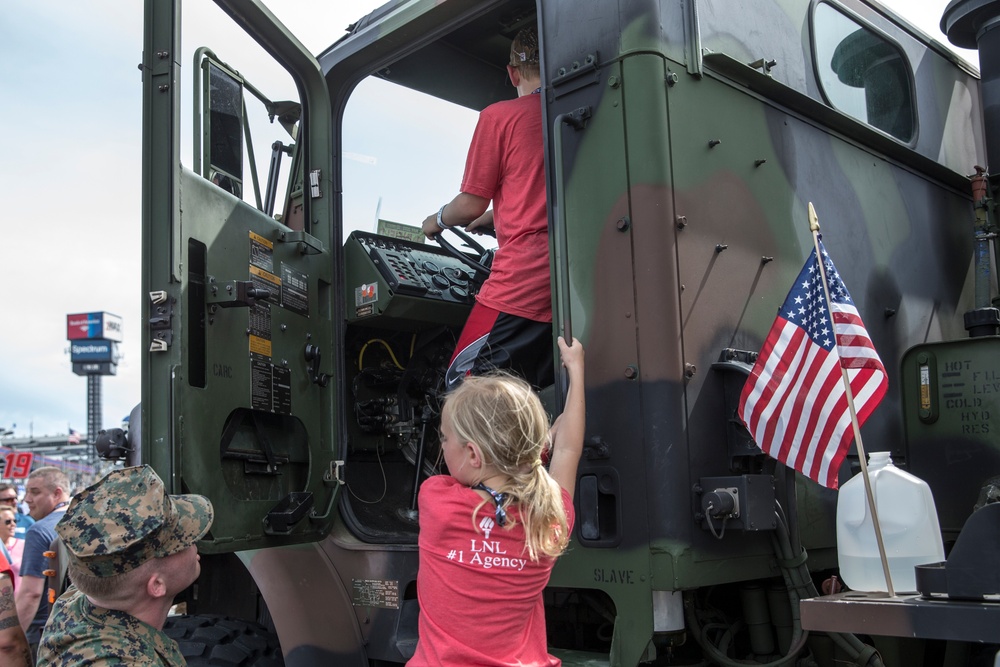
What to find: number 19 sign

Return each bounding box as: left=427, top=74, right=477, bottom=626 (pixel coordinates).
left=3, top=453, right=33, bottom=479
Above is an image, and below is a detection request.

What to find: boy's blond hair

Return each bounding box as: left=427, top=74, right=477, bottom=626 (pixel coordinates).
left=444, top=373, right=568, bottom=560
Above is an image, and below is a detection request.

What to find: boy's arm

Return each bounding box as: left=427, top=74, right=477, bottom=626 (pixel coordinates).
left=548, top=337, right=585, bottom=499
left=421, top=193, right=490, bottom=239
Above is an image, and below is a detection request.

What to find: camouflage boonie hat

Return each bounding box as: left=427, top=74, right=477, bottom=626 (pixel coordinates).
left=56, top=465, right=213, bottom=578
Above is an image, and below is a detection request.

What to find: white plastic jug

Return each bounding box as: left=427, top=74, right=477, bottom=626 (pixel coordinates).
left=836, top=451, right=945, bottom=593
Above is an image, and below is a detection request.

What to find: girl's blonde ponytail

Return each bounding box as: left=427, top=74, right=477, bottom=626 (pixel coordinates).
left=445, top=373, right=570, bottom=560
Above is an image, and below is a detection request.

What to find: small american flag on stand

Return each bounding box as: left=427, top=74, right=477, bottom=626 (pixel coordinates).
left=738, top=238, right=887, bottom=488
left=67, top=429, right=81, bottom=445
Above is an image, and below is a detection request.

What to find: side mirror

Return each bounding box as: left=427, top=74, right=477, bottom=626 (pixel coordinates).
left=204, top=59, right=244, bottom=198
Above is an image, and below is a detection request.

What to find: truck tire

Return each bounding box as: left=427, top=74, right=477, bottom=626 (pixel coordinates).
left=163, top=615, right=284, bottom=666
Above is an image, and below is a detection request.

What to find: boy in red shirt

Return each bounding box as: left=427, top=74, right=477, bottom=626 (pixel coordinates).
left=422, top=26, right=553, bottom=389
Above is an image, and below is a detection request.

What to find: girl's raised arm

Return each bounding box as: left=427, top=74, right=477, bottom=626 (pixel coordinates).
left=548, top=337, right=585, bottom=499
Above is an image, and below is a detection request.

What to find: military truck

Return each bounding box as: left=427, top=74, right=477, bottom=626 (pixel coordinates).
left=124, top=0, right=1000, bottom=663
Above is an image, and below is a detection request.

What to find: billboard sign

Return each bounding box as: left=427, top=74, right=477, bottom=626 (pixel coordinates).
left=66, top=312, right=123, bottom=342
left=70, top=340, right=118, bottom=363
left=376, top=219, right=426, bottom=244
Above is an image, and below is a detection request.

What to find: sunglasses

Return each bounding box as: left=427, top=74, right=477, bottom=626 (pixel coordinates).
left=1, top=520, right=13, bottom=526
left=0, top=498, right=15, bottom=504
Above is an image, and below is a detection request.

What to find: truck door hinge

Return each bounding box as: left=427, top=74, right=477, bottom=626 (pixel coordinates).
left=148, top=291, right=173, bottom=352
left=551, top=53, right=600, bottom=99
left=309, top=169, right=322, bottom=198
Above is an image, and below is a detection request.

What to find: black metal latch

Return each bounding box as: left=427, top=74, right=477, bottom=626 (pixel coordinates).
left=206, top=280, right=271, bottom=308
left=304, top=344, right=330, bottom=387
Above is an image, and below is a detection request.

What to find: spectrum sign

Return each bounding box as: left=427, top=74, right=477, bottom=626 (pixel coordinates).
left=70, top=340, right=118, bottom=363
left=66, top=312, right=123, bottom=342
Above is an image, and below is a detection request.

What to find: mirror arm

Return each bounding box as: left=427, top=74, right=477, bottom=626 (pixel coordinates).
left=242, top=96, right=264, bottom=210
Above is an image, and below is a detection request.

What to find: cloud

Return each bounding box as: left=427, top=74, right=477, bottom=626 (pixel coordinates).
left=344, top=152, right=378, bottom=166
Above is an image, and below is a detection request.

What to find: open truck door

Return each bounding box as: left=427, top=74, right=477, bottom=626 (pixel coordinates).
left=140, top=0, right=339, bottom=553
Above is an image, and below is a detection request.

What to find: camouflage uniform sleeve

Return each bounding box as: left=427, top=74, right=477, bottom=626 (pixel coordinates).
left=37, top=590, right=185, bottom=666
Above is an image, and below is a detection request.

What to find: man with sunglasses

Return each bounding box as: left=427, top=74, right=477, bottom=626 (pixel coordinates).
left=0, top=486, right=32, bottom=541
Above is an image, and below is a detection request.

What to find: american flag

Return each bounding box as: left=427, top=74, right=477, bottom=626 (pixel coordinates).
left=738, top=240, right=887, bottom=488
left=67, top=429, right=81, bottom=445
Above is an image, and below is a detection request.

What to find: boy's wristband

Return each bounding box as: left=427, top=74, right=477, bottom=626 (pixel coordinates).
left=436, top=205, right=448, bottom=230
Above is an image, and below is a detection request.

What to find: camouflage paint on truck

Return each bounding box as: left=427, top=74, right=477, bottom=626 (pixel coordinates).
left=538, top=0, right=981, bottom=661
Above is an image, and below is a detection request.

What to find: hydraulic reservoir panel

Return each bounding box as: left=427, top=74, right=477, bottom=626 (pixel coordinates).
left=901, top=337, right=1000, bottom=538
left=343, top=231, right=480, bottom=331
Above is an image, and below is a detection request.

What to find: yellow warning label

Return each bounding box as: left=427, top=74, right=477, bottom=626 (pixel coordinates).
left=250, top=265, right=281, bottom=286
left=249, top=230, right=273, bottom=250
left=250, top=335, right=272, bottom=357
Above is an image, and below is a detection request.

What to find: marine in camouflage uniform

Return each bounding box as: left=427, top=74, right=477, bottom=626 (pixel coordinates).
left=36, top=465, right=213, bottom=666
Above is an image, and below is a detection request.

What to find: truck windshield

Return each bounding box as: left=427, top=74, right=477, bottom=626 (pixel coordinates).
left=341, top=76, right=484, bottom=244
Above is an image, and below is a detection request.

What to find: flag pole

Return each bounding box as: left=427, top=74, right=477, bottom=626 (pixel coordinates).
left=808, top=202, right=895, bottom=597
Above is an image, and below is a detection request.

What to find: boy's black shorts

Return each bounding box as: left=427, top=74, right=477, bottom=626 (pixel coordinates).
left=446, top=303, right=554, bottom=390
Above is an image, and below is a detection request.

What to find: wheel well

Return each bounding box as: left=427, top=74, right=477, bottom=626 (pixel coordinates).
left=181, top=552, right=276, bottom=633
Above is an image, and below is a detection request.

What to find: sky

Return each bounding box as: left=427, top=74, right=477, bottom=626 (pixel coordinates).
left=0, top=0, right=980, bottom=440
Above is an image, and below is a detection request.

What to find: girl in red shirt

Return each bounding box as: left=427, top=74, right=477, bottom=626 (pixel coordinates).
left=409, top=337, right=585, bottom=666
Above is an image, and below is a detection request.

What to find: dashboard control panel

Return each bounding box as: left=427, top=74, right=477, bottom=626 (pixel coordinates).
left=351, top=231, right=477, bottom=303
left=344, top=231, right=482, bottom=329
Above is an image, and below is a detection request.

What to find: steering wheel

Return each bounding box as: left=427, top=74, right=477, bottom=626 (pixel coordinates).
left=435, top=226, right=493, bottom=279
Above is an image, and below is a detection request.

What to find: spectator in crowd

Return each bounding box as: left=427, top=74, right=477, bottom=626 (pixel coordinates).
left=14, top=467, right=70, bottom=659
left=37, top=466, right=213, bottom=666
left=0, top=486, right=32, bottom=541
left=0, top=508, right=23, bottom=586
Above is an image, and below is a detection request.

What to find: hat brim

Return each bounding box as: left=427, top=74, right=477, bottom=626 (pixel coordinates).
left=154, top=493, right=214, bottom=559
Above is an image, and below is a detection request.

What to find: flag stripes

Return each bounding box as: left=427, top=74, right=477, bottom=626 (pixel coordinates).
left=738, top=240, right=887, bottom=488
